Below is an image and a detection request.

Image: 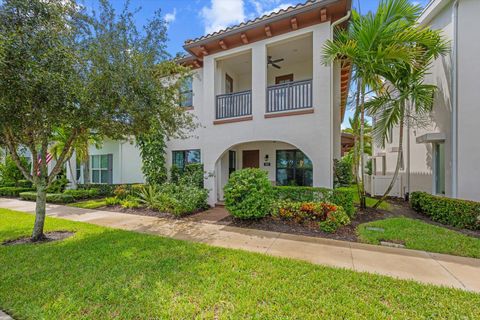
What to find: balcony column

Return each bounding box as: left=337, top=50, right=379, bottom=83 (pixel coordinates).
left=312, top=24, right=333, bottom=187
left=251, top=44, right=267, bottom=119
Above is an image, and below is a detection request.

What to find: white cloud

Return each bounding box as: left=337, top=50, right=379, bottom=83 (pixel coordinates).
left=201, top=0, right=246, bottom=34
left=261, top=3, right=293, bottom=16
left=164, top=8, right=177, bottom=24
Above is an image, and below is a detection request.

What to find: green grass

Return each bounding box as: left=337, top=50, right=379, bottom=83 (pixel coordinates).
left=67, top=198, right=107, bottom=209
left=1, top=210, right=479, bottom=319
left=358, top=216, right=480, bottom=258
left=349, top=186, right=392, bottom=211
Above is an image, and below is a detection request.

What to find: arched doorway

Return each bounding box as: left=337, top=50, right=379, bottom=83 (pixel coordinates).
left=214, top=140, right=313, bottom=202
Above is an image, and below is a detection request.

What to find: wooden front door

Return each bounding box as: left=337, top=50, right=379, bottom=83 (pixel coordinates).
left=242, top=150, right=260, bottom=169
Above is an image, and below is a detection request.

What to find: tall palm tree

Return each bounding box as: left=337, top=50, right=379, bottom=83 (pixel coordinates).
left=366, top=31, right=448, bottom=208
left=323, top=0, right=422, bottom=208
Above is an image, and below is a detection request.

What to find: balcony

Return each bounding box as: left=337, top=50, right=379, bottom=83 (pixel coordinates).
left=215, top=90, right=252, bottom=119
left=266, top=79, right=312, bottom=113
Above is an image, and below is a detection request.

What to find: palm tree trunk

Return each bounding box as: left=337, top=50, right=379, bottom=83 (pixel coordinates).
left=359, top=82, right=366, bottom=209
left=353, top=80, right=362, bottom=202
left=373, top=109, right=405, bottom=209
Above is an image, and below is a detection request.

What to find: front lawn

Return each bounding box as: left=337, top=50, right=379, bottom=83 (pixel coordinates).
left=1, top=210, right=479, bottom=319
left=67, top=198, right=107, bottom=209
left=358, top=217, right=480, bottom=258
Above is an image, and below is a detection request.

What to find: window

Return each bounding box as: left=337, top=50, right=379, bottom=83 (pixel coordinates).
left=276, top=150, right=312, bottom=186
left=91, top=154, right=112, bottom=184
left=180, top=77, right=193, bottom=107
left=172, top=149, right=201, bottom=170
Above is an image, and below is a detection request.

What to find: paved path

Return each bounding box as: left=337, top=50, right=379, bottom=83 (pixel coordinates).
left=0, top=310, right=13, bottom=320
left=1, top=198, right=480, bottom=292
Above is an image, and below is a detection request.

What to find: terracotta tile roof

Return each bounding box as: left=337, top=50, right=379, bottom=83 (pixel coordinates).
left=184, top=0, right=335, bottom=47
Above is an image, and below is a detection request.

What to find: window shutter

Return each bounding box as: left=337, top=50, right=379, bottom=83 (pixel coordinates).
left=108, top=154, right=113, bottom=184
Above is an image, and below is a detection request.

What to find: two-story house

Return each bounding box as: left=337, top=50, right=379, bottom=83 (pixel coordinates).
left=368, top=0, right=480, bottom=202
left=75, top=0, right=353, bottom=206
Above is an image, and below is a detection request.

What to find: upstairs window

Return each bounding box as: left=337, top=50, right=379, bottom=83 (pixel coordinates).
left=172, top=149, right=201, bottom=170
left=179, top=77, right=193, bottom=108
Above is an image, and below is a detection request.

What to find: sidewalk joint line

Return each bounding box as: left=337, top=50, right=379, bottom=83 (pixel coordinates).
left=429, top=252, right=467, bottom=289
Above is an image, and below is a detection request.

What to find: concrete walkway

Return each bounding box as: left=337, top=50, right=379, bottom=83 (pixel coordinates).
left=1, top=198, right=480, bottom=293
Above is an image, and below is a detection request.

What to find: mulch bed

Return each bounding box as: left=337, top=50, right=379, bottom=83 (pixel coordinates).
left=2, top=231, right=74, bottom=246
left=217, top=207, right=393, bottom=242
left=217, top=200, right=480, bottom=241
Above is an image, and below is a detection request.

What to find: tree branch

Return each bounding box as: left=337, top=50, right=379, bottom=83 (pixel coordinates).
left=2, top=128, right=34, bottom=182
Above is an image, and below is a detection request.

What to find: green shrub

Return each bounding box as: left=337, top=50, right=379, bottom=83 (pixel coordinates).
left=19, top=192, right=75, bottom=204
left=181, top=163, right=205, bottom=188
left=319, top=207, right=350, bottom=233
left=0, top=187, right=34, bottom=197
left=0, top=155, right=30, bottom=185
left=46, top=176, right=69, bottom=193
left=169, top=165, right=182, bottom=184
left=120, top=197, right=141, bottom=209
left=77, top=183, right=146, bottom=197
left=273, top=186, right=355, bottom=218
left=63, top=189, right=99, bottom=200
left=410, top=192, right=480, bottom=230
left=135, top=183, right=208, bottom=216
left=0, top=182, right=15, bottom=187
left=224, top=168, right=274, bottom=219
left=334, top=157, right=353, bottom=187
left=16, top=179, right=33, bottom=188
left=105, top=197, right=121, bottom=206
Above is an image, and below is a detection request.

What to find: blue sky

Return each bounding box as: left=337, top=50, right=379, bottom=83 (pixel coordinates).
left=81, top=0, right=429, bottom=127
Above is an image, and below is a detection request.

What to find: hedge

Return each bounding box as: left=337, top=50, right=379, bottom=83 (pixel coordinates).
left=63, top=188, right=99, bottom=200
left=19, top=192, right=75, bottom=204
left=273, top=186, right=355, bottom=218
left=0, top=187, right=34, bottom=197
left=78, top=183, right=145, bottom=196
left=410, top=191, right=480, bottom=230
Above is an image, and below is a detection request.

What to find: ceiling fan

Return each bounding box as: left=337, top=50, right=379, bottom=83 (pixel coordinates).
left=267, top=56, right=284, bottom=69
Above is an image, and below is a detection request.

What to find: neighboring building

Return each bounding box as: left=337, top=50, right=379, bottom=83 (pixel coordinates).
left=78, top=0, right=353, bottom=206
left=368, top=0, right=480, bottom=201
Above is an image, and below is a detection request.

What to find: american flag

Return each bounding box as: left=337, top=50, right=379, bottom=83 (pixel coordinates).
left=37, top=153, right=53, bottom=175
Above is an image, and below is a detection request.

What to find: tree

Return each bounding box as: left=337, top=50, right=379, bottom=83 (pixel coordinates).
left=323, top=0, right=443, bottom=209
left=49, top=128, right=102, bottom=187
left=0, top=0, right=193, bottom=241
left=367, top=31, right=448, bottom=208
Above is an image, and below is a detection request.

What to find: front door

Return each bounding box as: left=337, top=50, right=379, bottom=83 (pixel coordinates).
left=242, top=150, right=259, bottom=169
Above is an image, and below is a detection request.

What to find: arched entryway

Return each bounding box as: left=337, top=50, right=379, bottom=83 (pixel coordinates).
left=214, top=140, right=313, bottom=203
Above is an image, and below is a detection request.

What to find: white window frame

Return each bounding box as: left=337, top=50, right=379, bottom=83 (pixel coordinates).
left=91, top=154, right=112, bottom=184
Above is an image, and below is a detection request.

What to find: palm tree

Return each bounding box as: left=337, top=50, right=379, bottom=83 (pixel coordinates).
left=323, top=0, right=422, bottom=208
left=49, top=128, right=101, bottom=187
left=366, top=30, right=448, bottom=208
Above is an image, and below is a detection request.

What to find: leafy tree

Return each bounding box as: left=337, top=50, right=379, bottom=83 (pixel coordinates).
left=0, top=0, right=193, bottom=241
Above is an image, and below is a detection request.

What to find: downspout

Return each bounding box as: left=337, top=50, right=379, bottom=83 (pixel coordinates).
left=451, top=0, right=458, bottom=198
left=330, top=10, right=351, bottom=186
